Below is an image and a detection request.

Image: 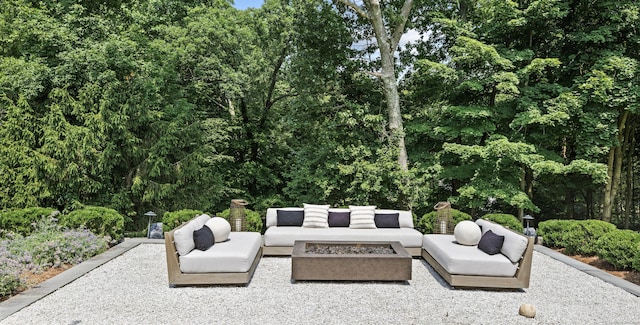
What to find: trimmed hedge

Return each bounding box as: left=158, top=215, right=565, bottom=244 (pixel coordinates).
left=537, top=219, right=574, bottom=248
left=595, top=230, right=640, bottom=270
left=162, top=209, right=204, bottom=232
left=58, top=206, right=125, bottom=243
left=0, top=207, right=57, bottom=236
left=481, top=214, right=523, bottom=232
left=217, top=208, right=263, bottom=233
left=416, top=209, right=472, bottom=234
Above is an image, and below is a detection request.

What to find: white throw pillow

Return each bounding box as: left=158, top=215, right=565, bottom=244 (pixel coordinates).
left=349, top=205, right=377, bottom=229
left=302, top=204, right=330, bottom=228
left=205, top=216, right=232, bottom=242
left=453, top=220, right=481, bottom=245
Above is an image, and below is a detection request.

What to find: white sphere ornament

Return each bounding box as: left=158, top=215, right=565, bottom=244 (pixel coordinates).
left=205, top=217, right=232, bottom=242
left=453, top=220, right=482, bottom=246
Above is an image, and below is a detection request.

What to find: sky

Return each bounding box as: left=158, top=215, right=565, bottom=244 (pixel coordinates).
left=233, top=0, right=264, bottom=10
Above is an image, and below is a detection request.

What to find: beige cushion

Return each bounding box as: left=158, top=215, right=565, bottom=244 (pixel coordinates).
left=179, top=232, right=262, bottom=273
left=423, top=234, right=518, bottom=277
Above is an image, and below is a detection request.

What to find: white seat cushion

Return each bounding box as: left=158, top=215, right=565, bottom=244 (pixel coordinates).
left=179, top=232, right=261, bottom=273
left=423, top=234, right=518, bottom=277
left=263, top=227, right=424, bottom=248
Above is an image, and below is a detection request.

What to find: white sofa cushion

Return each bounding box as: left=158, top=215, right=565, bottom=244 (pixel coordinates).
left=179, top=232, right=262, bottom=273
left=263, top=226, right=424, bottom=248
left=302, top=204, right=330, bottom=228
left=423, top=234, right=518, bottom=277
left=349, top=205, right=377, bottom=229
left=173, top=214, right=211, bottom=256
left=476, top=219, right=528, bottom=263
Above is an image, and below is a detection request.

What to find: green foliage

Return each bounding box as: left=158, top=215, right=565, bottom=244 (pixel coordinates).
left=59, top=206, right=124, bottom=243
left=537, top=219, right=574, bottom=248
left=0, top=207, right=56, bottom=236
left=481, top=214, right=523, bottom=232
left=217, top=208, right=263, bottom=233
left=563, top=220, right=618, bottom=255
left=595, top=230, right=640, bottom=270
left=416, top=208, right=472, bottom=234
left=161, top=209, right=204, bottom=232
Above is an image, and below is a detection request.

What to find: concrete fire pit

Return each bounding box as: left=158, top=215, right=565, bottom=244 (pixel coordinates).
left=291, top=241, right=412, bottom=281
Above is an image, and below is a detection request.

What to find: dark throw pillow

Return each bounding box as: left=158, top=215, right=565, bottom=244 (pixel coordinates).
left=328, top=211, right=350, bottom=227
left=276, top=209, right=304, bottom=226
left=374, top=213, right=400, bottom=228
left=478, top=230, right=504, bottom=255
left=193, top=225, right=215, bottom=251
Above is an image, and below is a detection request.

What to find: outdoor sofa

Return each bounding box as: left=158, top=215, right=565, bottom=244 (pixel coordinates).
left=164, top=214, right=262, bottom=286
left=262, top=206, right=424, bottom=256
left=421, top=218, right=534, bottom=288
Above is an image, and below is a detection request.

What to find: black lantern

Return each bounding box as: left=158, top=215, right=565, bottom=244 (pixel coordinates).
left=523, top=215, right=536, bottom=237
left=145, top=211, right=159, bottom=239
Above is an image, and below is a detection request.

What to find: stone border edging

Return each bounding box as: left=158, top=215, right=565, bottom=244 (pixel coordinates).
left=0, top=238, right=164, bottom=322
left=534, top=245, right=640, bottom=297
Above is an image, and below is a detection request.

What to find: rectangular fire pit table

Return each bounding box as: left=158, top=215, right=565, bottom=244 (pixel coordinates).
left=291, top=241, right=412, bottom=281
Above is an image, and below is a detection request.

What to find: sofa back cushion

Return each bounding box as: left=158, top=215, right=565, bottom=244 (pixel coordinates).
left=265, top=208, right=415, bottom=229
left=266, top=208, right=303, bottom=228
left=475, top=218, right=528, bottom=263
left=173, top=214, right=211, bottom=256
left=328, top=209, right=351, bottom=227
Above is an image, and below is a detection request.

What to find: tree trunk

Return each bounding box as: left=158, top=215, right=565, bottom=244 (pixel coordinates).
left=338, top=0, right=412, bottom=172
left=602, top=111, right=629, bottom=222
left=623, top=120, right=636, bottom=228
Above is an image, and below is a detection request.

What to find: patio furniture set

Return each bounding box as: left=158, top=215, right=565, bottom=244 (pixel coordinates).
left=164, top=205, right=534, bottom=289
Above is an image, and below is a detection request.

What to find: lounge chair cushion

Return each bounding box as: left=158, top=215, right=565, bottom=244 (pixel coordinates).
left=423, top=234, right=518, bottom=277
left=476, top=219, right=528, bottom=263
left=179, top=232, right=262, bottom=273
left=173, top=214, right=211, bottom=256
left=263, top=226, right=424, bottom=248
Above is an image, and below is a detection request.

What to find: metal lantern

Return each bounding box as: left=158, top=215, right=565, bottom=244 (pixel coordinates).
left=145, top=211, right=158, bottom=239
left=434, top=202, right=454, bottom=234
left=523, top=215, right=536, bottom=237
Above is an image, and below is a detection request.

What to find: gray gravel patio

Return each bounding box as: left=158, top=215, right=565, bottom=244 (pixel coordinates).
left=1, top=240, right=639, bottom=324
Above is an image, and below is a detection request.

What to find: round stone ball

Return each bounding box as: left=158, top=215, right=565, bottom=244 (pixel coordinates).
left=519, top=304, right=536, bottom=318
left=453, top=220, right=482, bottom=246
left=205, top=217, right=231, bottom=242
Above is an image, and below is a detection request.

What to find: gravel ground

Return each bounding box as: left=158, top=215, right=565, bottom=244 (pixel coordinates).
left=2, top=244, right=639, bottom=325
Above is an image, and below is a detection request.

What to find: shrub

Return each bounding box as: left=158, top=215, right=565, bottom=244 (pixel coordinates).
left=416, top=209, right=472, bottom=234
left=162, top=209, right=204, bottom=232
left=0, top=246, right=24, bottom=297
left=562, top=220, right=617, bottom=256
left=481, top=214, right=523, bottom=232
left=58, top=206, right=125, bottom=243
left=595, top=229, right=640, bottom=270
left=538, top=219, right=574, bottom=248
left=218, top=208, right=263, bottom=233
left=0, top=207, right=57, bottom=236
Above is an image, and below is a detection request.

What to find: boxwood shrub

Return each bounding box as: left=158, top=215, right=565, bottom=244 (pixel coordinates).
left=58, top=206, right=125, bottom=243
left=562, top=220, right=617, bottom=256
left=480, top=214, right=523, bottom=232
left=162, top=209, right=204, bottom=232
left=537, top=219, right=574, bottom=248
left=595, top=229, right=640, bottom=270
left=0, top=207, right=57, bottom=236
left=416, top=209, right=472, bottom=234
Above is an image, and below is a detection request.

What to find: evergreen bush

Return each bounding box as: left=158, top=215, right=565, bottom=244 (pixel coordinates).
left=480, top=213, right=523, bottom=232
left=562, top=220, right=617, bottom=256
left=0, top=207, right=56, bottom=236
left=537, top=219, right=574, bottom=248
left=595, top=229, right=640, bottom=270
left=416, top=209, right=472, bottom=234
left=162, top=209, right=204, bottom=232
left=59, top=206, right=125, bottom=243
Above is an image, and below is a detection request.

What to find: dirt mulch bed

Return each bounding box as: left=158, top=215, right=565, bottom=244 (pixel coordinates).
left=556, top=249, right=640, bottom=286
left=0, top=265, right=72, bottom=303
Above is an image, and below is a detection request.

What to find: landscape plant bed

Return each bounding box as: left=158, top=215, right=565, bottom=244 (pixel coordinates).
left=555, top=249, right=640, bottom=286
